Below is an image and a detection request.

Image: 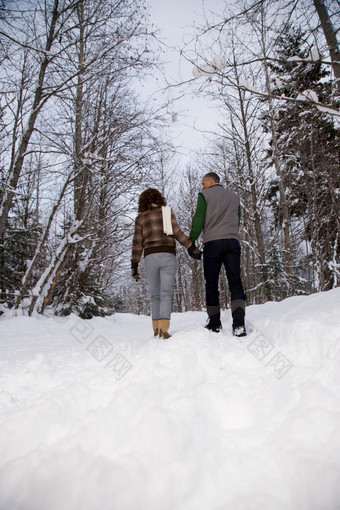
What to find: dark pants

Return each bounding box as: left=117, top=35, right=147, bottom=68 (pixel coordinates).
left=203, top=239, right=246, bottom=316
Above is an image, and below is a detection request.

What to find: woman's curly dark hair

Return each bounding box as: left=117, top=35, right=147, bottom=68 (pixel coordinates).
left=138, top=188, right=166, bottom=213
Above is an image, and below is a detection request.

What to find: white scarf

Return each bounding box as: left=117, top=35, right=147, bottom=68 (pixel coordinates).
left=162, top=206, right=173, bottom=235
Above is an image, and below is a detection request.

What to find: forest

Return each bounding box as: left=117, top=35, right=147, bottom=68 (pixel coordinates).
left=0, top=0, right=339, bottom=318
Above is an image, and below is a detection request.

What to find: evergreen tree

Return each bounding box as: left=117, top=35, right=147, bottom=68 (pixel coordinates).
left=0, top=194, right=42, bottom=307
left=265, top=25, right=340, bottom=291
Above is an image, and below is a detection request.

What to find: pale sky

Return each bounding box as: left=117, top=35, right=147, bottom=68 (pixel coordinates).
left=144, top=0, right=226, bottom=166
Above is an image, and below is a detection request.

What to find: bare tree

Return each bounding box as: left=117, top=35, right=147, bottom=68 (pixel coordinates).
left=173, top=166, right=205, bottom=311
left=1, top=0, right=162, bottom=316
left=0, top=0, right=83, bottom=238
left=177, top=0, right=339, bottom=302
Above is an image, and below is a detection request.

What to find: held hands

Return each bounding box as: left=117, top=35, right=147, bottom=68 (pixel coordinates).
left=188, top=243, right=202, bottom=260
left=131, top=266, right=140, bottom=281
left=132, top=244, right=201, bottom=280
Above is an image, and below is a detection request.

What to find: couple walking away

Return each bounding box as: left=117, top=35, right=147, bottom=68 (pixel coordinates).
left=131, top=172, right=247, bottom=339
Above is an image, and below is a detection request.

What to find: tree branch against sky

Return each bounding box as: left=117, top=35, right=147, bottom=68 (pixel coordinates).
left=0, top=0, right=339, bottom=315
left=172, top=0, right=339, bottom=297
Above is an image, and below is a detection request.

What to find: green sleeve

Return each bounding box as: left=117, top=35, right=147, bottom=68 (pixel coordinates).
left=189, top=193, right=206, bottom=242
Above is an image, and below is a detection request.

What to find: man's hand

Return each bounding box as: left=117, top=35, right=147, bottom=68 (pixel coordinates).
left=188, top=243, right=202, bottom=260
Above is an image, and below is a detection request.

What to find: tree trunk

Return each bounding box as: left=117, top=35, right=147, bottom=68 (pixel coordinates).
left=73, top=0, right=87, bottom=221
left=235, top=80, right=272, bottom=300
left=313, top=0, right=340, bottom=94
left=15, top=170, right=73, bottom=309
left=260, top=14, right=293, bottom=272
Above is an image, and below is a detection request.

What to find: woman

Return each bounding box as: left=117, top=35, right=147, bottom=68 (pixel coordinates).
left=131, top=188, right=200, bottom=339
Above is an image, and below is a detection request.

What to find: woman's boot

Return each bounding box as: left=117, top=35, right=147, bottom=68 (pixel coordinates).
left=159, top=319, right=171, bottom=339
left=152, top=319, right=159, bottom=337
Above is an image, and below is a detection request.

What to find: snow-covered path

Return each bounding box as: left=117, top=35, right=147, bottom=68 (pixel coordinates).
left=1, top=289, right=340, bottom=510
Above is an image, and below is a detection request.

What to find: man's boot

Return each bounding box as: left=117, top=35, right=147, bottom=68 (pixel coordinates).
left=159, top=319, right=171, bottom=339
left=205, top=307, right=222, bottom=333
left=231, top=299, right=246, bottom=337
left=152, top=319, right=159, bottom=337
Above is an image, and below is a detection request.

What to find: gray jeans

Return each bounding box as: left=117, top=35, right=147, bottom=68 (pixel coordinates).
left=144, top=252, right=177, bottom=320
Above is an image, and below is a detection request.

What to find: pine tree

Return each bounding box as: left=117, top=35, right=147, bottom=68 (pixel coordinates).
left=265, top=25, right=340, bottom=291
left=0, top=194, right=42, bottom=307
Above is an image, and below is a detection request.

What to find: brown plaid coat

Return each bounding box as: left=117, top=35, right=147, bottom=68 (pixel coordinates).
left=131, top=207, right=192, bottom=268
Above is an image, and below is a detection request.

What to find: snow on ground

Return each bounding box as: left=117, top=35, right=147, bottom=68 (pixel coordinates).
left=0, top=288, right=340, bottom=510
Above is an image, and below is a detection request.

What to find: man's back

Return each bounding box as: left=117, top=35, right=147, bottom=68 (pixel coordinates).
left=200, top=184, right=240, bottom=243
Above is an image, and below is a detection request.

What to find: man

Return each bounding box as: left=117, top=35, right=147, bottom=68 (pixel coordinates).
left=188, top=172, right=246, bottom=336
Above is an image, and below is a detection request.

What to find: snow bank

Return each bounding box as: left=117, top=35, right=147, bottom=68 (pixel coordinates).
left=1, top=289, right=340, bottom=510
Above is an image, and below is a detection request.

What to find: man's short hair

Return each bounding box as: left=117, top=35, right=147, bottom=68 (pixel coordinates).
left=204, top=172, right=220, bottom=183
